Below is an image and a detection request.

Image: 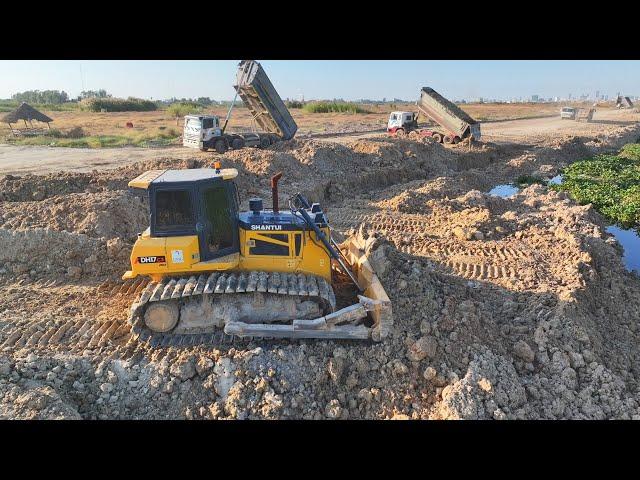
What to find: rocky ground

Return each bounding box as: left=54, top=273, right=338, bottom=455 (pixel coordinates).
left=1, top=120, right=639, bottom=419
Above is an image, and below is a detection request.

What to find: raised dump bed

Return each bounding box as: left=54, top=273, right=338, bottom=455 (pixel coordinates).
left=417, top=87, right=481, bottom=141
left=235, top=60, right=298, bottom=141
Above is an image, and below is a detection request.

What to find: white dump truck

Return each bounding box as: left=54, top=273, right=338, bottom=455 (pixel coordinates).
left=387, top=87, right=481, bottom=144
left=183, top=60, right=297, bottom=153
left=560, top=107, right=577, bottom=120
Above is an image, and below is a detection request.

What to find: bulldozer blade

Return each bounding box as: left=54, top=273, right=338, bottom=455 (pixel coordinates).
left=224, top=293, right=386, bottom=340
left=339, top=232, right=393, bottom=341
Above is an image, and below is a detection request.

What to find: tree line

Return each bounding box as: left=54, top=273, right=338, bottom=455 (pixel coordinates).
left=12, top=90, right=70, bottom=104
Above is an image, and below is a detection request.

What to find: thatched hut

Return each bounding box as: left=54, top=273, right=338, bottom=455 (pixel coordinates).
left=2, top=102, right=53, bottom=135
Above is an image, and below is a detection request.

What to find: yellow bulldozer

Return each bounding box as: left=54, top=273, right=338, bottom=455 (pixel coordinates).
left=124, top=162, right=392, bottom=347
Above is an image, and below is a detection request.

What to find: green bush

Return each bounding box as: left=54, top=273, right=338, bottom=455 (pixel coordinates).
left=302, top=101, right=369, bottom=114
left=167, top=102, right=202, bottom=119
left=81, top=97, right=157, bottom=112
left=286, top=100, right=304, bottom=109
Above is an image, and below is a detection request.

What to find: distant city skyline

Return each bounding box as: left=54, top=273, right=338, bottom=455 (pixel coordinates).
left=0, top=60, right=638, bottom=103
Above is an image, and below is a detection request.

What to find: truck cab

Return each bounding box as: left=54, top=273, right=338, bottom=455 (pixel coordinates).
left=387, top=111, right=417, bottom=135
left=560, top=107, right=577, bottom=120
left=183, top=115, right=223, bottom=150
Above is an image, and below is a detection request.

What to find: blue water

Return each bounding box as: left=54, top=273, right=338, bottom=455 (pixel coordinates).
left=488, top=184, right=520, bottom=198
left=606, top=226, right=640, bottom=275
left=548, top=174, right=564, bottom=185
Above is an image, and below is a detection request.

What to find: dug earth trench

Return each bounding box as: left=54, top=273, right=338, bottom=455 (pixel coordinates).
left=1, top=121, right=639, bottom=419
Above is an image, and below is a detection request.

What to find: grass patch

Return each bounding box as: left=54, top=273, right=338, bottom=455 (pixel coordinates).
left=4, top=128, right=180, bottom=148
left=552, top=145, right=640, bottom=228
left=302, top=101, right=370, bottom=114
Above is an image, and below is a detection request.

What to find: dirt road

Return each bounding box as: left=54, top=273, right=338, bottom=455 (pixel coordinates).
left=1, top=109, right=637, bottom=176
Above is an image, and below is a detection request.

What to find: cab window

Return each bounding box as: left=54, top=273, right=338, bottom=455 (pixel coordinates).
left=155, top=190, right=194, bottom=230
left=202, top=118, right=214, bottom=129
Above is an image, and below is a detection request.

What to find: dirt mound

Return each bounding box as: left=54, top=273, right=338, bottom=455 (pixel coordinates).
left=0, top=191, right=147, bottom=241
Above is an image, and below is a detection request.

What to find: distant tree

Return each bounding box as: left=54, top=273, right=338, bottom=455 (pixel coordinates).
left=80, top=89, right=111, bottom=99
left=196, top=97, right=213, bottom=106
left=11, top=89, right=69, bottom=104
left=167, top=102, right=201, bottom=125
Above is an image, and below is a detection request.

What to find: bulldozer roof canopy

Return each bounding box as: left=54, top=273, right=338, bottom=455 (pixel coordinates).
left=1, top=102, right=53, bottom=124
left=129, top=168, right=238, bottom=189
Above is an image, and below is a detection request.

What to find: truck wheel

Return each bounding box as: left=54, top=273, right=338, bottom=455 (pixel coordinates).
left=395, top=129, right=405, bottom=137
left=453, top=136, right=461, bottom=144
left=432, top=133, right=442, bottom=143
left=260, top=137, right=270, bottom=148
left=231, top=138, right=244, bottom=150
left=214, top=140, right=228, bottom=154
left=443, top=135, right=453, bottom=144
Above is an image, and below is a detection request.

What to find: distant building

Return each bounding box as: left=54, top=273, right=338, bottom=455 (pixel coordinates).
left=531, top=95, right=539, bottom=102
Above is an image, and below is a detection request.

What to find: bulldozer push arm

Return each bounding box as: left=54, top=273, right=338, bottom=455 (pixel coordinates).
left=291, top=192, right=363, bottom=291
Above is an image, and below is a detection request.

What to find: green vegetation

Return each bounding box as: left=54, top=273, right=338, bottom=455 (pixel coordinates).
left=167, top=102, right=202, bottom=119
left=80, top=97, right=157, bottom=112
left=4, top=128, right=180, bottom=148
left=0, top=99, right=79, bottom=112
left=515, top=174, right=546, bottom=186
left=302, top=101, right=370, bottom=114
left=80, top=89, right=110, bottom=99
left=12, top=89, right=69, bottom=104
left=552, top=145, right=640, bottom=228
left=285, top=100, right=304, bottom=109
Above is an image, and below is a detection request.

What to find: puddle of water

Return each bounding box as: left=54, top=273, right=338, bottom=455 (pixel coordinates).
left=488, top=184, right=520, bottom=198
left=548, top=174, right=563, bottom=185
left=606, top=226, right=640, bottom=275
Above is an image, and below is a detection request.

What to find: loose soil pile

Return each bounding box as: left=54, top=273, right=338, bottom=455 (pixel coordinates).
left=1, top=122, right=639, bottom=419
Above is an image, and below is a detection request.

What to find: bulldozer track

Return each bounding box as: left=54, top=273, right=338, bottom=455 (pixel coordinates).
left=128, top=270, right=337, bottom=348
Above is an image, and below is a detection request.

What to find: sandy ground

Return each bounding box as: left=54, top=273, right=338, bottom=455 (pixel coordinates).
left=1, top=108, right=636, bottom=176
left=1, top=106, right=639, bottom=420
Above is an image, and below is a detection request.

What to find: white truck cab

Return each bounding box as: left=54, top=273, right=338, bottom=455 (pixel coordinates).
left=183, top=115, right=222, bottom=150
left=560, top=107, right=577, bottom=120
left=387, top=111, right=417, bottom=134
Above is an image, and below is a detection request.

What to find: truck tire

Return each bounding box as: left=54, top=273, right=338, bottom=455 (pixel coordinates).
left=395, top=129, right=405, bottom=137
left=453, top=136, right=461, bottom=144
left=260, top=137, right=270, bottom=148
left=432, top=133, right=442, bottom=143
left=214, top=140, right=228, bottom=154
left=443, top=135, right=453, bottom=144
left=231, top=138, right=244, bottom=150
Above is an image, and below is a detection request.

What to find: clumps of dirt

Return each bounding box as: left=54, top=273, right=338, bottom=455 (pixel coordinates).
left=0, top=228, right=131, bottom=279
left=0, top=191, right=148, bottom=241
left=219, top=138, right=455, bottom=204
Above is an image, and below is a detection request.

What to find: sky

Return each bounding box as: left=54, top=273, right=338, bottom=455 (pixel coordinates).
left=0, top=60, right=638, bottom=101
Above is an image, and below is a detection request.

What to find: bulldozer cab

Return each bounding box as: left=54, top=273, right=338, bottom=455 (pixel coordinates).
left=131, top=168, right=240, bottom=262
